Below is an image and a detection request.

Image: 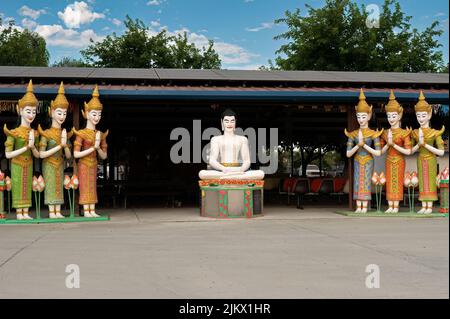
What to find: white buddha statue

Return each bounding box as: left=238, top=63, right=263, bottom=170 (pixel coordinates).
left=199, top=109, right=265, bottom=180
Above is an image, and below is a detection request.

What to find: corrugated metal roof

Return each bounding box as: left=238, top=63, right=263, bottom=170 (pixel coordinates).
left=0, top=83, right=447, bottom=103
left=0, top=66, right=448, bottom=84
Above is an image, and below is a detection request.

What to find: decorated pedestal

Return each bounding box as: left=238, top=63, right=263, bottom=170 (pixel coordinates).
left=199, top=180, right=264, bottom=218
left=439, top=180, right=449, bottom=214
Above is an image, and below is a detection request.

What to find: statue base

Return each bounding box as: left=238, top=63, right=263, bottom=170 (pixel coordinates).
left=0, top=215, right=109, bottom=224
left=335, top=210, right=448, bottom=218
left=199, top=180, right=264, bottom=218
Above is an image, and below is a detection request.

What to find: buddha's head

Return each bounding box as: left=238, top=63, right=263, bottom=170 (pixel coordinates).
left=83, top=85, right=103, bottom=126
left=221, top=108, right=237, bottom=133
left=385, top=90, right=403, bottom=127
left=50, top=82, right=69, bottom=125
left=18, top=80, right=38, bottom=125
left=415, top=91, right=432, bottom=127
left=355, top=88, right=372, bottom=127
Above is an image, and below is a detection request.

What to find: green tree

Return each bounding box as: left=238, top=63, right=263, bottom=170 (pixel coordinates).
left=273, top=0, right=444, bottom=72
left=0, top=19, right=49, bottom=66
left=52, top=57, right=90, bottom=67
left=81, top=16, right=221, bottom=69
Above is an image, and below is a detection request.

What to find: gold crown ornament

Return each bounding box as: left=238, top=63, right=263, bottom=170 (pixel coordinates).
left=82, top=85, right=103, bottom=119
left=355, top=88, right=372, bottom=114
left=414, top=90, right=432, bottom=113
left=385, top=89, right=403, bottom=116
left=49, top=82, right=69, bottom=116
left=17, top=80, right=39, bottom=113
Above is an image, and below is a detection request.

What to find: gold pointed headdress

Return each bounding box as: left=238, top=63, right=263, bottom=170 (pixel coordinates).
left=355, top=88, right=372, bottom=114
left=50, top=82, right=69, bottom=114
left=385, top=89, right=403, bottom=115
left=82, top=85, right=103, bottom=119
left=415, top=90, right=431, bottom=113
left=18, top=80, right=39, bottom=111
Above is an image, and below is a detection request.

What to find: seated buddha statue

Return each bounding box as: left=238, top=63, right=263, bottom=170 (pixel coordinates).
left=199, top=109, right=265, bottom=180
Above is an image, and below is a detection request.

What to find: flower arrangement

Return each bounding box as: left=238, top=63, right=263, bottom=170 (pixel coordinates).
left=372, top=172, right=386, bottom=212
left=404, top=171, right=419, bottom=213
left=65, top=175, right=79, bottom=218
left=32, top=175, right=45, bottom=219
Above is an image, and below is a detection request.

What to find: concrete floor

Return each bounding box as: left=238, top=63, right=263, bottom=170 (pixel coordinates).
left=0, top=206, right=448, bottom=299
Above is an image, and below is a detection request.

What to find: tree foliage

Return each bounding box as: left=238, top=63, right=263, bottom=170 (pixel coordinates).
left=0, top=19, right=49, bottom=66
left=273, top=0, right=445, bottom=72
left=81, top=16, right=221, bottom=69
left=52, top=57, right=91, bottom=67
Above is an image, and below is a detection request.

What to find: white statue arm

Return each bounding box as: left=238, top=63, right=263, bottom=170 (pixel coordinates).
left=28, top=130, right=40, bottom=158
left=362, top=144, right=381, bottom=156
left=95, top=131, right=107, bottom=160
left=424, top=143, right=445, bottom=156
left=74, top=147, right=95, bottom=159
left=393, top=144, right=412, bottom=156
left=383, top=129, right=411, bottom=156
left=208, top=137, right=225, bottom=172
left=414, top=128, right=444, bottom=157
left=346, top=145, right=359, bottom=158
left=40, top=145, right=62, bottom=158
left=239, top=137, right=251, bottom=172
left=5, top=146, right=28, bottom=159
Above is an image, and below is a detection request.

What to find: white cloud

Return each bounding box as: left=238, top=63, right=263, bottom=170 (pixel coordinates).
left=226, top=64, right=263, bottom=70
left=18, top=5, right=46, bottom=20
left=57, top=1, right=105, bottom=29
left=147, top=24, right=259, bottom=66
left=245, top=22, right=274, bottom=32
left=111, top=18, right=122, bottom=26
left=34, top=24, right=104, bottom=48
left=244, top=0, right=255, bottom=3
left=21, top=18, right=37, bottom=30
left=435, top=12, right=446, bottom=17
left=147, top=0, right=165, bottom=5
left=150, top=20, right=161, bottom=28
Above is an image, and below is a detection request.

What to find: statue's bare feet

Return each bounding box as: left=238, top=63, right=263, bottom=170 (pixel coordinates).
left=90, top=211, right=100, bottom=218
left=417, top=208, right=426, bottom=214
left=49, top=212, right=57, bottom=219
left=392, top=208, right=399, bottom=214
left=361, top=208, right=368, bottom=213
left=55, top=213, right=65, bottom=218
left=385, top=207, right=393, bottom=214
left=16, top=213, right=24, bottom=220
left=424, top=208, right=433, bottom=214
left=84, top=211, right=93, bottom=218
left=23, top=213, right=33, bottom=220
left=355, top=208, right=362, bottom=213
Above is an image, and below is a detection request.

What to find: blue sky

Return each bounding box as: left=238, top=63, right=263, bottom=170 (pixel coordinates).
left=0, top=0, right=448, bottom=69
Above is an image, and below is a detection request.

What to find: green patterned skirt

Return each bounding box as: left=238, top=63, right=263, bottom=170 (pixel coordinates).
left=11, top=162, right=33, bottom=209
left=42, top=161, right=65, bottom=205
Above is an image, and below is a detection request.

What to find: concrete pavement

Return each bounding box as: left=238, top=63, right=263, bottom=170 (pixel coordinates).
left=0, top=206, right=448, bottom=298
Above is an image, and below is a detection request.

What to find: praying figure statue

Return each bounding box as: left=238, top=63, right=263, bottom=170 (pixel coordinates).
left=38, top=82, right=72, bottom=219
left=380, top=90, right=412, bottom=213
left=345, top=89, right=383, bottom=213
left=73, top=85, right=108, bottom=218
left=4, top=80, right=40, bottom=220
left=199, top=109, right=264, bottom=180
left=411, top=91, right=445, bottom=214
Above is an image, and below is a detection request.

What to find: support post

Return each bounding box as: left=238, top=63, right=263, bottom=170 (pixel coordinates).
left=72, top=102, right=80, bottom=215
left=347, top=104, right=358, bottom=211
